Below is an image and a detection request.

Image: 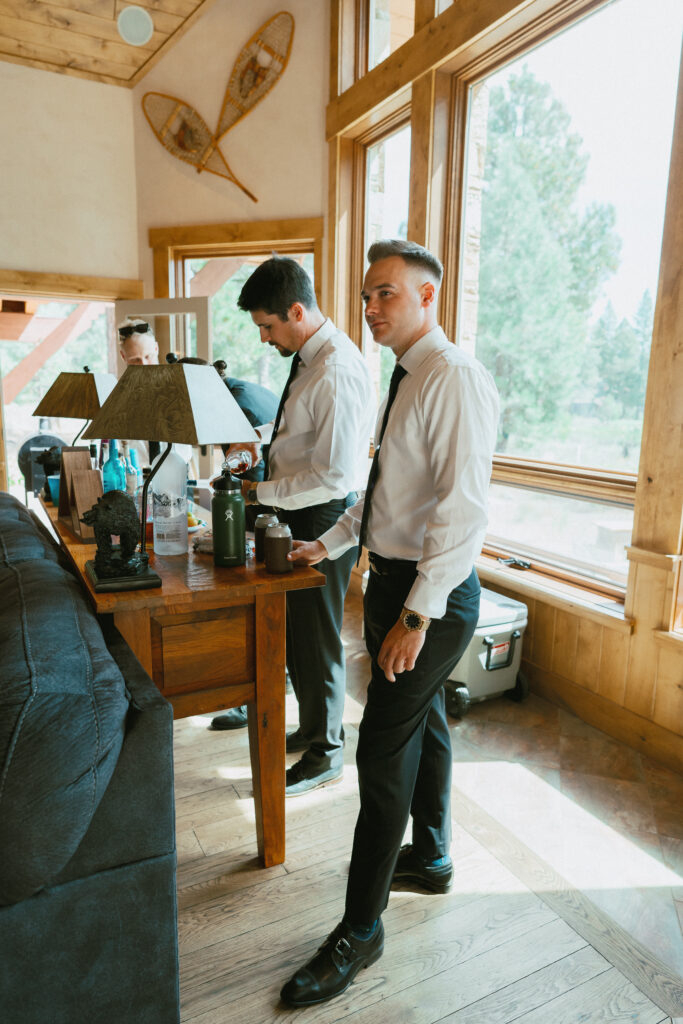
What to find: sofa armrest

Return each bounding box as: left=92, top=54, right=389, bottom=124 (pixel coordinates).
left=53, top=618, right=176, bottom=886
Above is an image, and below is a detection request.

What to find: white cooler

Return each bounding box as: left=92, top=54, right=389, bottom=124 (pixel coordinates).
left=445, top=587, right=528, bottom=717
left=361, top=574, right=529, bottom=717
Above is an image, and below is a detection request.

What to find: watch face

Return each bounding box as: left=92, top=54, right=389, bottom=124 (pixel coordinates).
left=404, top=612, right=422, bottom=630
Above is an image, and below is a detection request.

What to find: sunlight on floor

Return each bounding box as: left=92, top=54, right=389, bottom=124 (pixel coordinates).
left=453, top=760, right=683, bottom=890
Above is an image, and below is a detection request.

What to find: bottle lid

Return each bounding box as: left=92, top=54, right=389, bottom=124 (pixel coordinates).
left=265, top=523, right=291, bottom=538
left=255, top=513, right=279, bottom=527
left=213, top=471, right=242, bottom=492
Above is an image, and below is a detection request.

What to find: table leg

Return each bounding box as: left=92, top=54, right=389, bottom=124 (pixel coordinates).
left=249, top=590, right=286, bottom=866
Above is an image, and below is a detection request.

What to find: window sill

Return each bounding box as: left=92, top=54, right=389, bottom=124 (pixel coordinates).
left=654, top=630, right=683, bottom=652
left=475, top=554, right=633, bottom=634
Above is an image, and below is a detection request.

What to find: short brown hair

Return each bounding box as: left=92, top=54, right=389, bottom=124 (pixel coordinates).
left=367, top=239, right=443, bottom=285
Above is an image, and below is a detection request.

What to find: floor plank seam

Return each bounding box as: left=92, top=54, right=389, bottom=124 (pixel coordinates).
left=451, top=783, right=683, bottom=1017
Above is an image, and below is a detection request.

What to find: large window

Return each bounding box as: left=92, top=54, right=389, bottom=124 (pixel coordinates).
left=181, top=253, right=315, bottom=399
left=364, top=122, right=411, bottom=397
left=457, top=0, right=682, bottom=592
left=0, top=300, right=114, bottom=499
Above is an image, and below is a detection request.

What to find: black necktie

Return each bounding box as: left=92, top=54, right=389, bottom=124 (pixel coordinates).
left=263, top=353, right=300, bottom=481
left=358, top=363, right=407, bottom=558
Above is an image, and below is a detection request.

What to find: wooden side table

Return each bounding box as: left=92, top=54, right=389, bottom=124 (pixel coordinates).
left=39, top=502, right=324, bottom=867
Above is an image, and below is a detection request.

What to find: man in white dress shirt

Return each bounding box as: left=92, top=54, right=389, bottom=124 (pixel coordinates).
left=224, top=256, right=375, bottom=796
left=279, top=240, right=499, bottom=1005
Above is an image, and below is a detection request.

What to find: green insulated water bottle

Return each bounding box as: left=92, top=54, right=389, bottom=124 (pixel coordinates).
left=211, top=472, right=246, bottom=567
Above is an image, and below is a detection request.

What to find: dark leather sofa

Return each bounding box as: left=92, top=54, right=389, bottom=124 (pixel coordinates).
left=0, top=492, right=180, bottom=1023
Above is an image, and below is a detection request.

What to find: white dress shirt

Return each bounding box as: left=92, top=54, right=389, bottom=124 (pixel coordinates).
left=256, top=319, right=375, bottom=511
left=321, top=326, right=499, bottom=618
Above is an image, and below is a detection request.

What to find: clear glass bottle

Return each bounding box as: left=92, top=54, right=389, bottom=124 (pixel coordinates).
left=151, top=446, right=188, bottom=555
left=121, top=441, right=138, bottom=497
left=222, top=450, right=253, bottom=475
left=102, top=438, right=126, bottom=493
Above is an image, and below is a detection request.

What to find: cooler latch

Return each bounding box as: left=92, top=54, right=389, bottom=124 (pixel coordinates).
left=483, top=629, right=521, bottom=671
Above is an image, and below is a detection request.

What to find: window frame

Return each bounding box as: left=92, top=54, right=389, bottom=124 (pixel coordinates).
left=329, top=0, right=683, bottom=603
left=437, top=3, right=680, bottom=594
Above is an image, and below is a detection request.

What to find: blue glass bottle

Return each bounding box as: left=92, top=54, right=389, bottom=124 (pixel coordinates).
left=103, top=438, right=126, bottom=493
left=128, top=446, right=143, bottom=487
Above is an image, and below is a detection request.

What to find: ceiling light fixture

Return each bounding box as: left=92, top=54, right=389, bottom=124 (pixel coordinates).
left=117, top=5, right=154, bottom=46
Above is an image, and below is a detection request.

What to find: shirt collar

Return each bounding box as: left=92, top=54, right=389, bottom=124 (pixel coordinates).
left=398, top=325, right=449, bottom=375
left=298, top=318, right=337, bottom=366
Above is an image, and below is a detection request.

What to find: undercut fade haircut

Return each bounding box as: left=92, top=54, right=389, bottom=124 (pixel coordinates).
left=237, top=255, right=318, bottom=321
left=367, top=239, right=443, bottom=286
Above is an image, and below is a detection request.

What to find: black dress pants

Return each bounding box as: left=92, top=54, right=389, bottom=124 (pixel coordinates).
left=281, top=494, right=357, bottom=773
left=345, top=560, right=480, bottom=923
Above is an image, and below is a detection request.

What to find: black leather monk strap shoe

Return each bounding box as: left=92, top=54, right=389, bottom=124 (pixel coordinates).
left=392, top=844, right=453, bottom=893
left=210, top=706, right=248, bottom=730
left=280, top=919, right=384, bottom=1006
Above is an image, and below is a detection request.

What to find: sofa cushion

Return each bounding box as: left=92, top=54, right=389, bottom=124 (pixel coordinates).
left=0, top=559, right=130, bottom=905
left=0, top=493, right=62, bottom=567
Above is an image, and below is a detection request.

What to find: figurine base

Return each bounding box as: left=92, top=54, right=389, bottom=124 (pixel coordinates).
left=85, top=559, right=162, bottom=592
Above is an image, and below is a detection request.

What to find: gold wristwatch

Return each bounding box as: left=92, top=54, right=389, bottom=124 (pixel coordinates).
left=400, top=607, right=431, bottom=632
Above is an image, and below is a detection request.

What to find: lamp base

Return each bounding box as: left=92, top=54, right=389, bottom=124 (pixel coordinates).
left=84, top=558, right=162, bottom=592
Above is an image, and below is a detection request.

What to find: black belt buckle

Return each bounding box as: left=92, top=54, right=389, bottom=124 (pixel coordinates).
left=368, top=552, right=389, bottom=576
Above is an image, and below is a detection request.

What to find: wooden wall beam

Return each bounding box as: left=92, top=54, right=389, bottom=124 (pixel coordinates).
left=414, top=0, right=437, bottom=32
left=631, top=50, right=683, bottom=558
left=326, top=0, right=608, bottom=139
left=0, top=269, right=142, bottom=302
left=148, top=218, right=324, bottom=251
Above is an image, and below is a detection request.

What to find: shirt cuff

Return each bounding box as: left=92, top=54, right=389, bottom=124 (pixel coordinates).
left=319, top=521, right=357, bottom=560
left=405, top=570, right=469, bottom=620
left=254, top=480, right=275, bottom=505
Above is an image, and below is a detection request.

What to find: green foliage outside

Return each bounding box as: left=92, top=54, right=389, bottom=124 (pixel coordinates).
left=189, top=256, right=317, bottom=403
left=476, top=67, right=653, bottom=471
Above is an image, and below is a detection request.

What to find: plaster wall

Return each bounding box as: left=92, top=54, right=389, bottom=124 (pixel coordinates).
left=132, top=0, right=329, bottom=293
left=0, top=62, right=138, bottom=281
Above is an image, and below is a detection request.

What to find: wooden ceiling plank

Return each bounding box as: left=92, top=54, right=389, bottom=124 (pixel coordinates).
left=34, top=0, right=118, bottom=17
left=0, top=46, right=130, bottom=84
left=0, top=34, right=140, bottom=80
left=0, top=12, right=155, bottom=68
left=111, top=2, right=184, bottom=36
left=2, top=0, right=171, bottom=51
left=116, top=0, right=202, bottom=17
left=39, top=0, right=186, bottom=32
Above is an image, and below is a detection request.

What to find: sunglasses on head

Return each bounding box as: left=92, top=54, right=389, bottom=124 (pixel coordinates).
left=118, top=322, right=151, bottom=339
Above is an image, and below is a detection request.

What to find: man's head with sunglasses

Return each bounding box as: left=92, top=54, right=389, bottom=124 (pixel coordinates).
left=118, top=319, right=159, bottom=366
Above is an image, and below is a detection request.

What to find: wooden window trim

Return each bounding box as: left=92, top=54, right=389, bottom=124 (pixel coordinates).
left=492, top=458, right=637, bottom=506
left=148, top=218, right=324, bottom=359
left=476, top=552, right=633, bottom=633
left=482, top=540, right=628, bottom=601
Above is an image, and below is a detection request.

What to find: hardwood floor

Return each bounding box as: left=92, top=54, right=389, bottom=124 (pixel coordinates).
left=174, top=589, right=682, bottom=1023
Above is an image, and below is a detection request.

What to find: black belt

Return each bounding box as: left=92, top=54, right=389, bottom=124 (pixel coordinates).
left=368, top=551, right=418, bottom=576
